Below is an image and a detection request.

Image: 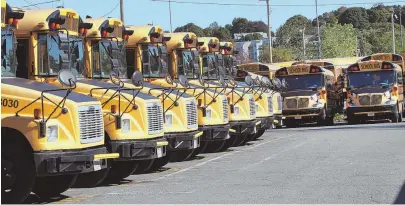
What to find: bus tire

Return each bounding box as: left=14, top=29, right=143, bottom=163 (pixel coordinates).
left=1, top=134, right=36, bottom=204
left=105, top=161, right=138, bottom=182
left=33, top=174, right=78, bottom=199
left=73, top=164, right=111, bottom=188
left=234, top=134, right=248, bottom=146
left=150, top=155, right=170, bottom=170
left=203, top=140, right=226, bottom=153
left=391, top=104, right=400, bottom=123
left=169, top=150, right=194, bottom=162
left=253, top=129, right=266, bottom=140
left=132, top=159, right=154, bottom=174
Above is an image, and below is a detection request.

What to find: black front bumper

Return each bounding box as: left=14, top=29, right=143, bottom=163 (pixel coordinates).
left=199, top=124, right=230, bottom=142
left=165, top=130, right=201, bottom=151
left=34, top=146, right=110, bottom=177
left=283, top=108, right=322, bottom=122
left=256, top=116, right=274, bottom=130
left=230, top=120, right=257, bottom=136
left=110, top=137, right=167, bottom=161
left=347, top=105, right=396, bottom=120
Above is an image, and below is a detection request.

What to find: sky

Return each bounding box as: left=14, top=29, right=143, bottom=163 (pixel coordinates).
left=10, top=0, right=405, bottom=33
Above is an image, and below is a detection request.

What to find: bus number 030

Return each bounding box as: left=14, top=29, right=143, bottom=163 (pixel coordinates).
left=2, top=98, right=19, bottom=108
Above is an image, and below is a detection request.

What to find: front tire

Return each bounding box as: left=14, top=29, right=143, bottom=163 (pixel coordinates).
left=253, top=129, right=266, bottom=140
left=105, top=161, right=138, bottom=183
left=33, top=175, right=78, bottom=199
left=169, top=150, right=194, bottom=162
left=2, top=138, right=36, bottom=204
left=73, top=165, right=111, bottom=188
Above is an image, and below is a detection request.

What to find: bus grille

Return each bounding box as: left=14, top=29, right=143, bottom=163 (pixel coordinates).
left=358, top=94, right=383, bottom=105
left=267, top=96, right=273, bottom=114
left=285, top=98, right=297, bottom=109
left=186, top=100, right=198, bottom=129
left=147, top=102, right=164, bottom=135
left=298, top=98, right=310, bottom=108
left=249, top=95, right=256, bottom=118
left=222, top=97, right=229, bottom=122
left=78, top=105, right=104, bottom=144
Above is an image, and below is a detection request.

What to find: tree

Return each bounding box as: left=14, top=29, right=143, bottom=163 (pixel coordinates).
left=212, top=27, right=232, bottom=41
left=321, top=23, right=357, bottom=58
left=259, top=45, right=294, bottom=63
left=231, top=17, right=249, bottom=35
left=339, top=7, right=370, bottom=29
left=174, top=23, right=205, bottom=37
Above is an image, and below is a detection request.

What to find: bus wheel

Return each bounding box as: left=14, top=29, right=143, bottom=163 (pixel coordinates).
left=33, top=175, right=77, bottom=199
left=253, top=129, right=266, bottom=140
left=169, top=150, right=194, bottom=162
left=234, top=134, right=248, bottom=146
left=132, top=159, right=154, bottom=174
left=150, top=155, right=170, bottom=170
left=105, top=161, right=138, bottom=183
left=204, top=140, right=227, bottom=153
left=391, top=104, right=400, bottom=123
left=1, top=140, right=35, bottom=204
left=73, top=164, right=111, bottom=188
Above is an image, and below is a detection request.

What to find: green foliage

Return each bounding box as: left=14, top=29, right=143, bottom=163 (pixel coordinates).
left=259, top=45, right=294, bottom=63
left=174, top=23, right=205, bottom=37
left=321, top=23, right=357, bottom=58
left=339, top=7, right=370, bottom=29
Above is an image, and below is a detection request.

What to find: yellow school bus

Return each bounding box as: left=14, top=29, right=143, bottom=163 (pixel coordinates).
left=275, top=64, right=338, bottom=127
left=346, top=61, right=404, bottom=123
left=2, top=3, right=117, bottom=203
left=15, top=9, right=167, bottom=187
left=136, top=32, right=230, bottom=153
left=188, top=36, right=257, bottom=147
left=360, top=53, right=405, bottom=116
left=125, top=26, right=202, bottom=161
left=235, top=62, right=284, bottom=129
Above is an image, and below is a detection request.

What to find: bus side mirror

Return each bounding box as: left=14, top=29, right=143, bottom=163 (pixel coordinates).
left=131, top=71, right=144, bottom=87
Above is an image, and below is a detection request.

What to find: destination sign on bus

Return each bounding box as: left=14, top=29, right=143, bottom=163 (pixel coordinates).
left=360, top=62, right=381, bottom=70
left=287, top=65, right=310, bottom=74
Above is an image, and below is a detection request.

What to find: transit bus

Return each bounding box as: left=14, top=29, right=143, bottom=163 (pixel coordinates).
left=186, top=35, right=257, bottom=147
left=360, top=53, right=405, bottom=116
left=2, top=3, right=117, bottom=202
left=345, top=61, right=403, bottom=123
left=275, top=64, right=339, bottom=127
left=15, top=9, right=166, bottom=187
left=235, top=62, right=284, bottom=129
left=125, top=26, right=203, bottom=161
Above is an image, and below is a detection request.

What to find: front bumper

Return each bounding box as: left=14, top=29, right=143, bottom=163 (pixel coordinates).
left=199, top=124, right=230, bottom=142
left=283, top=108, right=322, bottom=121
left=110, top=137, right=168, bottom=161
left=256, top=116, right=274, bottom=130
left=229, top=120, right=257, bottom=136
left=34, top=146, right=119, bottom=177
left=347, top=105, right=396, bottom=120
left=165, top=130, right=202, bottom=151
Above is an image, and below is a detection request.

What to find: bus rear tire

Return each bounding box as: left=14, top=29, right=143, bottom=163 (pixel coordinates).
left=33, top=174, right=78, bottom=199
left=1, top=138, right=36, bottom=204
left=73, top=165, right=111, bottom=188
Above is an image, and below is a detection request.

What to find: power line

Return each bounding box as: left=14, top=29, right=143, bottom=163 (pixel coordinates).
left=21, top=0, right=60, bottom=8
left=151, top=0, right=405, bottom=7
left=23, top=0, right=40, bottom=8
left=101, top=0, right=120, bottom=18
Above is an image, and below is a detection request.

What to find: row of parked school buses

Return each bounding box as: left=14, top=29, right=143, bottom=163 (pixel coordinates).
left=1, top=2, right=284, bottom=203
left=237, top=54, right=404, bottom=127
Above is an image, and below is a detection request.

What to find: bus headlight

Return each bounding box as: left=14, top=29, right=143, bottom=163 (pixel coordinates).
left=206, top=109, right=212, bottom=120
left=165, top=114, right=173, bottom=126
left=47, top=125, right=58, bottom=142
left=121, top=119, right=130, bottom=133
left=384, top=91, right=391, bottom=99
left=310, top=94, right=318, bottom=101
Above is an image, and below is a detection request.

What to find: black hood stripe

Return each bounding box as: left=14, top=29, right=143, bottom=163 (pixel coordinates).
left=77, top=79, right=158, bottom=100
left=2, top=78, right=98, bottom=103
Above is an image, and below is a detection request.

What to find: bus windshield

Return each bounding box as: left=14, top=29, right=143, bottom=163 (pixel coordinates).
left=69, top=37, right=85, bottom=77
left=278, top=74, right=324, bottom=91
left=202, top=53, right=218, bottom=80
left=1, top=32, right=16, bottom=77
left=38, top=34, right=67, bottom=76
left=141, top=45, right=168, bottom=78
left=92, top=40, right=126, bottom=78
left=348, top=70, right=395, bottom=88
left=177, top=50, right=199, bottom=79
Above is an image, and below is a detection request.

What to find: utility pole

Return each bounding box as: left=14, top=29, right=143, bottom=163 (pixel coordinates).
left=392, top=8, right=396, bottom=54
left=400, top=9, right=403, bottom=47
left=169, top=0, right=173, bottom=32
left=120, top=0, right=124, bottom=23
left=259, top=0, right=273, bottom=64
left=300, top=28, right=306, bottom=60
left=315, top=0, right=322, bottom=59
